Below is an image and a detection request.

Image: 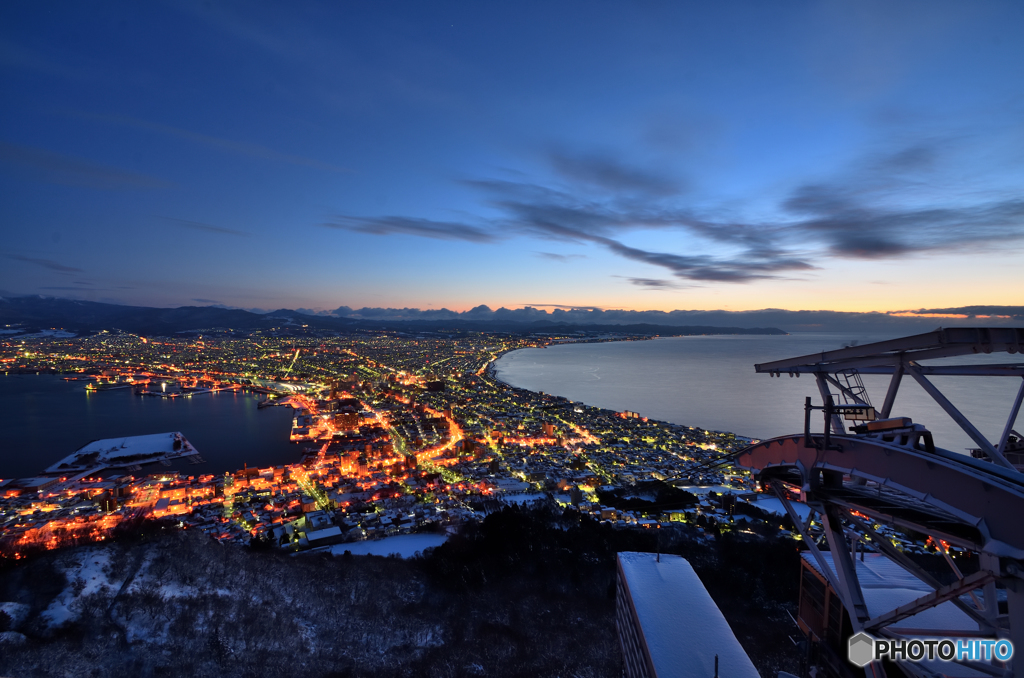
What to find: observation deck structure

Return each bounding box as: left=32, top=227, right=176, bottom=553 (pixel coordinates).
left=734, top=328, right=1024, bottom=678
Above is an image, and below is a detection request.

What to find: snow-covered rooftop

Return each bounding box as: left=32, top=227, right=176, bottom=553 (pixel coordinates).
left=45, top=432, right=197, bottom=472
left=75, top=432, right=195, bottom=459
left=801, top=552, right=977, bottom=632
left=802, top=552, right=988, bottom=677
left=617, top=552, right=761, bottom=678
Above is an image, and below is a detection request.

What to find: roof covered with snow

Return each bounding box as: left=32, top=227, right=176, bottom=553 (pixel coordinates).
left=617, top=552, right=760, bottom=678
left=801, top=552, right=976, bottom=631
left=74, top=432, right=194, bottom=459
left=46, top=432, right=197, bottom=472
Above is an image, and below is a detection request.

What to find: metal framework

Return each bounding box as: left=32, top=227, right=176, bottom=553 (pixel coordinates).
left=736, top=328, right=1024, bottom=678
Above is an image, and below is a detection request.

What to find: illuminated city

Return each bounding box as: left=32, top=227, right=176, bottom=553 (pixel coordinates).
left=1, top=330, right=763, bottom=560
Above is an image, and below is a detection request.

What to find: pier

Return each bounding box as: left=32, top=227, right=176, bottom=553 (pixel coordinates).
left=135, top=385, right=243, bottom=398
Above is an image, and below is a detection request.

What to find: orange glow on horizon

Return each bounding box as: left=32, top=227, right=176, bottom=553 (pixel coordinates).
left=888, top=312, right=1012, bottom=319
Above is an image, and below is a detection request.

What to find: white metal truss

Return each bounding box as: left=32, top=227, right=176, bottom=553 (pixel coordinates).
left=740, top=328, right=1024, bottom=678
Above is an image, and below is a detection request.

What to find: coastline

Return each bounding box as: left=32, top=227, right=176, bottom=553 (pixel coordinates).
left=487, top=337, right=752, bottom=440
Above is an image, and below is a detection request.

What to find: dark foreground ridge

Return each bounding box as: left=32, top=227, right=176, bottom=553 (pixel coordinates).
left=0, top=296, right=787, bottom=337
left=0, top=503, right=802, bottom=678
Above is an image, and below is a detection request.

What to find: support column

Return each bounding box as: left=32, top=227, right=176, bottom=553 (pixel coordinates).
left=905, top=364, right=1014, bottom=469
left=821, top=504, right=870, bottom=627
left=880, top=364, right=904, bottom=419
left=815, top=374, right=844, bottom=436
left=997, top=378, right=1024, bottom=454
left=979, top=553, right=1001, bottom=626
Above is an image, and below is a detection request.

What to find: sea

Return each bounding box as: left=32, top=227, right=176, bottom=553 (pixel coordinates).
left=0, top=375, right=297, bottom=480
left=494, top=333, right=1022, bottom=455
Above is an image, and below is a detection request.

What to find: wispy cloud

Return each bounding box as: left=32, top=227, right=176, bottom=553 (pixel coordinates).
left=40, top=286, right=115, bottom=291
left=466, top=178, right=814, bottom=282
left=78, top=113, right=354, bottom=174
left=893, top=305, right=1024, bottom=318
left=533, top=252, right=586, bottom=262
left=620, top=277, right=683, bottom=290
left=321, top=215, right=498, bottom=243
left=782, top=186, right=1024, bottom=259
left=547, top=149, right=684, bottom=197
left=322, top=178, right=808, bottom=282
left=158, top=217, right=250, bottom=237
left=6, top=254, right=83, bottom=273
left=0, top=141, right=173, bottom=190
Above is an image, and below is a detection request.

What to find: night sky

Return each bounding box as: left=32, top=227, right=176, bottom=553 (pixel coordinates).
left=2, top=1, right=1022, bottom=315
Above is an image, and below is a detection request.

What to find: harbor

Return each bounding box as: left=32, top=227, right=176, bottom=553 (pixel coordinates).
left=0, top=374, right=298, bottom=480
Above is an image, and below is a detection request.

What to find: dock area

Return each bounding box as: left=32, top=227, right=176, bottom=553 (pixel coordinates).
left=136, top=385, right=242, bottom=398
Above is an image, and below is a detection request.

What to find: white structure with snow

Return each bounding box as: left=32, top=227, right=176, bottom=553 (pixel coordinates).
left=45, top=432, right=198, bottom=474
left=616, top=551, right=760, bottom=678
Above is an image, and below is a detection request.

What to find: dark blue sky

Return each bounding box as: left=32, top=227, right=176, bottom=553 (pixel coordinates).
left=2, top=1, right=1022, bottom=314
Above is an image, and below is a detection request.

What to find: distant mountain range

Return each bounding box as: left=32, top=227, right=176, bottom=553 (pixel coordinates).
left=0, top=296, right=787, bottom=337
left=4, top=296, right=1020, bottom=337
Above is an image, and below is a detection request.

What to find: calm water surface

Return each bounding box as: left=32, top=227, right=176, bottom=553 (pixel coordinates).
left=0, top=375, right=297, bottom=479
left=495, top=333, right=1022, bottom=454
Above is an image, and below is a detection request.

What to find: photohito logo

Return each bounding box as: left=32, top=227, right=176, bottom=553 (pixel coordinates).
left=848, top=632, right=1014, bottom=667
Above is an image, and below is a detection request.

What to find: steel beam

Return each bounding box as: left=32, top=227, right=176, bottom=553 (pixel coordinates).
left=905, top=363, right=1015, bottom=469
left=755, top=328, right=1024, bottom=374
left=863, top=570, right=996, bottom=631
left=815, top=375, right=845, bottom=436
left=998, top=378, right=1024, bottom=454
left=850, top=364, right=1023, bottom=377
left=821, top=493, right=981, bottom=552
left=821, top=504, right=871, bottom=627
left=760, top=362, right=1024, bottom=377
left=841, top=510, right=994, bottom=631
left=881, top=364, right=904, bottom=418
left=771, top=484, right=842, bottom=595
left=736, top=435, right=1024, bottom=557
left=980, top=552, right=1001, bottom=625
left=935, top=538, right=986, bottom=613
left=758, top=345, right=990, bottom=374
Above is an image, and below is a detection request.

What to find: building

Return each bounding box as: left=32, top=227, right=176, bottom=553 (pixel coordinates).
left=615, top=551, right=760, bottom=678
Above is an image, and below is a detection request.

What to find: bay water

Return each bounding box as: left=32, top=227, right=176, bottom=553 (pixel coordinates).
left=494, top=333, right=1023, bottom=455
left=0, top=375, right=296, bottom=479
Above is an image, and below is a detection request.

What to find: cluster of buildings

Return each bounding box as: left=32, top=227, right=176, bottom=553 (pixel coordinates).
left=2, top=329, right=769, bottom=558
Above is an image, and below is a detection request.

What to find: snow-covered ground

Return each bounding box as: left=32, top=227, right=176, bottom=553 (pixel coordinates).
left=501, top=493, right=570, bottom=504
left=328, top=533, right=448, bottom=558
left=745, top=496, right=812, bottom=520
left=0, top=602, right=30, bottom=630
left=36, top=544, right=231, bottom=631
left=41, top=549, right=115, bottom=627
left=676, top=485, right=736, bottom=495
